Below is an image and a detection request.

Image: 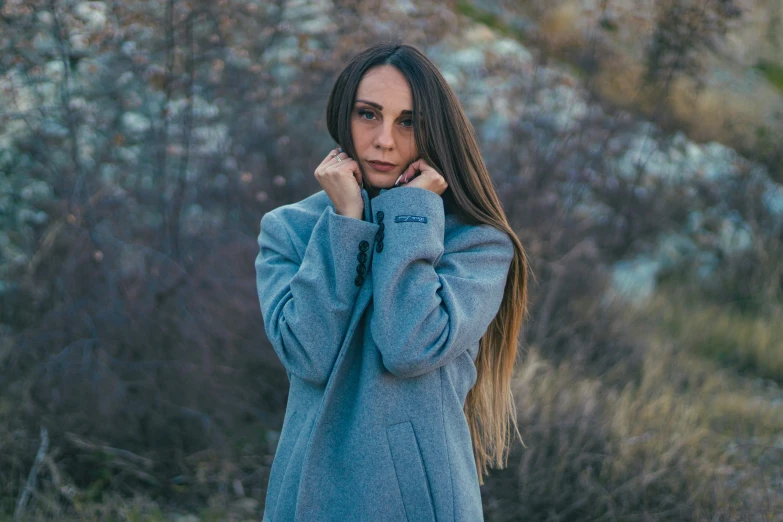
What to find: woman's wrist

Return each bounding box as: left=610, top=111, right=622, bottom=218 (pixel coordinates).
left=335, top=207, right=364, bottom=221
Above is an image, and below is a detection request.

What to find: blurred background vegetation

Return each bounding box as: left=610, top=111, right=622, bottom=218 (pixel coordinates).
left=1, top=0, right=782, bottom=520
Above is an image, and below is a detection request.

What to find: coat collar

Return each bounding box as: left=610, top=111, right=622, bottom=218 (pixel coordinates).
left=360, top=186, right=454, bottom=222
left=361, top=186, right=390, bottom=222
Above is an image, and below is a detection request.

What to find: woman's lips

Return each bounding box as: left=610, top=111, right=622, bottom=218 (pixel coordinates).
left=368, top=161, right=397, bottom=172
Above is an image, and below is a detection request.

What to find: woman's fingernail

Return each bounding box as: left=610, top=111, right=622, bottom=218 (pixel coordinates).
left=394, top=174, right=402, bottom=186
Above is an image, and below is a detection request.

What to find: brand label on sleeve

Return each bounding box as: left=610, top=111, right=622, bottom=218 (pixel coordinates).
left=394, top=215, right=428, bottom=223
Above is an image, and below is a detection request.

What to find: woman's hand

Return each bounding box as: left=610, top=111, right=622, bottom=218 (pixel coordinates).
left=394, top=158, right=448, bottom=196
left=314, top=147, right=364, bottom=220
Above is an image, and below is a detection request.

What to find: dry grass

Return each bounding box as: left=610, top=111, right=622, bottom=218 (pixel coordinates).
left=644, top=287, right=783, bottom=383
left=482, top=289, right=783, bottom=521
left=0, top=491, right=261, bottom=522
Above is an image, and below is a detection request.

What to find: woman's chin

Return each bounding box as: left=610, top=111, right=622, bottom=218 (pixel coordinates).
left=367, top=174, right=399, bottom=189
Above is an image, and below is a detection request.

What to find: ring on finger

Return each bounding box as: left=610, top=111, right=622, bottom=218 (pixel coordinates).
left=335, top=156, right=343, bottom=162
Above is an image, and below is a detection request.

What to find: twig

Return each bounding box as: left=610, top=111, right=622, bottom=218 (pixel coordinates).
left=14, top=426, right=49, bottom=520
left=64, top=432, right=154, bottom=469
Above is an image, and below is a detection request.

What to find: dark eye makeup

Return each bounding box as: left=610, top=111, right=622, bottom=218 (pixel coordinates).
left=356, top=108, right=413, bottom=128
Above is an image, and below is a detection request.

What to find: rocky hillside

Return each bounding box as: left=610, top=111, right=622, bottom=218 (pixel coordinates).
left=466, top=0, right=783, bottom=177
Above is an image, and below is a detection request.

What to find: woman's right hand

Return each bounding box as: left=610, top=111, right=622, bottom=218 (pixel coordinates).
left=314, top=148, right=364, bottom=220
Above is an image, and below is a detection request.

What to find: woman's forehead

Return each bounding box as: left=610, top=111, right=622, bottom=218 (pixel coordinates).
left=356, top=66, right=412, bottom=110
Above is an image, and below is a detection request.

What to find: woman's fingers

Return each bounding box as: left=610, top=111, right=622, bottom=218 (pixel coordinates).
left=328, top=152, right=350, bottom=164
left=395, top=158, right=448, bottom=195
left=314, top=147, right=364, bottom=193
left=313, top=148, right=365, bottom=219
left=314, top=148, right=351, bottom=180
left=315, top=150, right=361, bottom=188
left=352, top=167, right=363, bottom=188
left=398, top=159, right=422, bottom=184
left=316, top=147, right=342, bottom=170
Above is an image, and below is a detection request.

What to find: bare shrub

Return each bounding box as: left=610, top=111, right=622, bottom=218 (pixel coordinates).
left=0, top=0, right=459, bottom=514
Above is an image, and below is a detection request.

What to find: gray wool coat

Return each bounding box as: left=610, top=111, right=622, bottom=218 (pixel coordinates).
left=254, top=184, right=514, bottom=521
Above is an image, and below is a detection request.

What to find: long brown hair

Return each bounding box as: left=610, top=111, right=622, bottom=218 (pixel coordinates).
left=325, top=41, right=531, bottom=485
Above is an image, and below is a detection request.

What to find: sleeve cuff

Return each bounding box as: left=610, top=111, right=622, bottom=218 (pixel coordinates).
left=321, top=205, right=380, bottom=286
left=369, top=187, right=445, bottom=264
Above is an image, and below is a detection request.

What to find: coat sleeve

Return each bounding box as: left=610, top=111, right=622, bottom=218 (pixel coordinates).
left=368, top=187, right=514, bottom=379
left=255, top=205, right=379, bottom=386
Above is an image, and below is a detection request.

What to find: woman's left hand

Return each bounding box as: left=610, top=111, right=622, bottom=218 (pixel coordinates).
left=394, top=158, right=448, bottom=196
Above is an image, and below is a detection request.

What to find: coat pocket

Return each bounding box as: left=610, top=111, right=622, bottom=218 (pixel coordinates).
left=386, top=421, right=436, bottom=522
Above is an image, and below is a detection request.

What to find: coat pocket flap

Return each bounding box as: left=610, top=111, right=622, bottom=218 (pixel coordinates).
left=386, top=421, right=436, bottom=522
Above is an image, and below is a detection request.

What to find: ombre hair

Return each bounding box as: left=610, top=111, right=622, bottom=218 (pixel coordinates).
left=325, top=42, right=531, bottom=485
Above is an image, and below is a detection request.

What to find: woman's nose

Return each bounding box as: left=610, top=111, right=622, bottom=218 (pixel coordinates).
left=375, top=123, right=395, bottom=150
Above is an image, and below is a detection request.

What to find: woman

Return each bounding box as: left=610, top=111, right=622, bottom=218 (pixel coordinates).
left=255, top=42, right=529, bottom=521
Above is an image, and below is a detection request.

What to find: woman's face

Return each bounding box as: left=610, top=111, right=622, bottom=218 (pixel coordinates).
left=350, top=65, right=419, bottom=188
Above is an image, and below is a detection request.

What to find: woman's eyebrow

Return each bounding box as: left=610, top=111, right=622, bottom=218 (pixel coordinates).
left=355, top=99, right=412, bottom=116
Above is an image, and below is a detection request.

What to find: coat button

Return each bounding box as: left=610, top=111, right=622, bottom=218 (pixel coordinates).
left=376, top=210, right=384, bottom=221
left=356, top=263, right=367, bottom=275
left=375, top=230, right=384, bottom=242
left=355, top=275, right=365, bottom=286
left=376, top=241, right=383, bottom=253
left=378, top=222, right=385, bottom=232
left=357, top=252, right=367, bottom=263
left=359, top=240, right=369, bottom=252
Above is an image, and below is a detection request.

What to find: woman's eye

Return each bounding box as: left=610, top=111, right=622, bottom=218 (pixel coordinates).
left=358, top=109, right=375, bottom=120
left=401, top=119, right=413, bottom=128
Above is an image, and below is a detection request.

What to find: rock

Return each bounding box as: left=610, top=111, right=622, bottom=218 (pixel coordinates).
left=18, top=209, right=48, bottom=226
left=121, top=40, right=137, bottom=57
left=764, top=184, right=783, bottom=217
left=32, top=32, right=57, bottom=53
left=192, top=124, right=229, bottom=155
left=44, top=60, right=65, bottom=82
left=122, top=112, right=151, bottom=135
left=166, top=96, right=221, bottom=119
left=74, top=2, right=107, bottom=31
left=116, top=71, right=134, bottom=87
left=653, top=231, right=700, bottom=270
left=35, top=10, right=54, bottom=25
left=69, top=32, right=90, bottom=53
left=716, top=215, right=754, bottom=255
left=232, top=497, right=259, bottom=514
left=609, top=257, right=661, bottom=304
left=40, top=121, right=70, bottom=139
left=20, top=181, right=53, bottom=203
